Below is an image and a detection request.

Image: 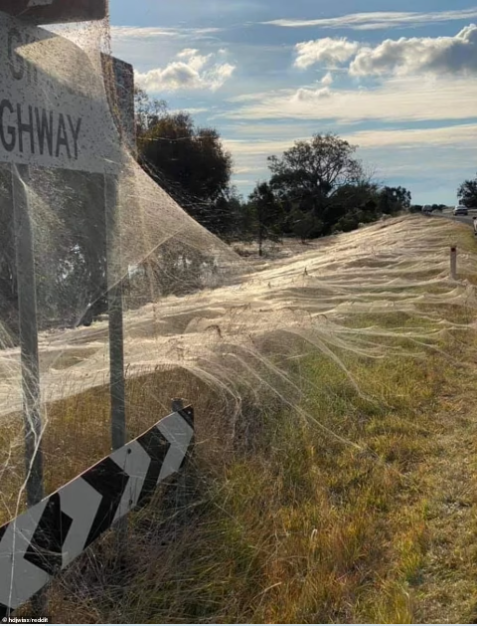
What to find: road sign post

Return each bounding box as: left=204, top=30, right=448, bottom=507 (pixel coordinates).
left=11, top=163, right=43, bottom=509
left=105, top=174, right=126, bottom=453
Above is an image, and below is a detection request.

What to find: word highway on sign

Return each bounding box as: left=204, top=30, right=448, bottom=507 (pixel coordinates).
left=0, top=12, right=122, bottom=173
left=0, top=100, right=82, bottom=161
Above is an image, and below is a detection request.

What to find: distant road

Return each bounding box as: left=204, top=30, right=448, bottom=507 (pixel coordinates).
left=428, top=208, right=477, bottom=227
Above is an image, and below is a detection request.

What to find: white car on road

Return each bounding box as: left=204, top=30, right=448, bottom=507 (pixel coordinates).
left=453, top=205, right=468, bottom=216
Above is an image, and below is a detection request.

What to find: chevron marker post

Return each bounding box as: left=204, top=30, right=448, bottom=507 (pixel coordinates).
left=0, top=405, right=194, bottom=618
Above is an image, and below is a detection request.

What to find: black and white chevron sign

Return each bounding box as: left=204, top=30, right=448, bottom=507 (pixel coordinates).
left=0, top=405, right=194, bottom=618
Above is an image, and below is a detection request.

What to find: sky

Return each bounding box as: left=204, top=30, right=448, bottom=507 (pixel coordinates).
left=109, top=0, right=477, bottom=206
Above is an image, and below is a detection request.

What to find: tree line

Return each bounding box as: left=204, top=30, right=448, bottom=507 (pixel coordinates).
left=136, top=90, right=415, bottom=255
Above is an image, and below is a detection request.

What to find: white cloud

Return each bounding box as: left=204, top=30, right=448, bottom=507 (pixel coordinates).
left=233, top=179, right=257, bottom=187
left=109, top=26, right=227, bottom=75
left=218, top=75, right=477, bottom=123
left=263, top=9, right=477, bottom=30
left=169, top=107, right=210, bottom=115
left=345, top=124, right=477, bottom=148
left=295, top=38, right=360, bottom=68
left=224, top=123, right=477, bottom=155
left=349, top=24, right=477, bottom=76
left=321, top=72, right=334, bottom=86
left=234, top=166, right=256, bottom=174
left=223, top=138, right=305, bottom=156
left=111, top=25, right=222, bottom=41
left=227, top=90, right=288, bottom=103
left=292, top=86, right=332, bottom=102
left=176, top=48, right=211, bottom=71
left=135, top=48, right=235, bottom=92
left=292, top=25, right=477, bottom=77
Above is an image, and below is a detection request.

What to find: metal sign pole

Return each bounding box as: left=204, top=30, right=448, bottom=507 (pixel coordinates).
left=104, top=173, right=126, bottom=452
left=104, top=172, right=127, bottom=552
left=11, top=163, right=44, bottom=509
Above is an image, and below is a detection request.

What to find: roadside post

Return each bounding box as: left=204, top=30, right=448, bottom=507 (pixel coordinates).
left=101, top=52, right=138, bottom=548
left=105, top=174, right=126, bottom=453
left=11, top=163, right=43, bottom=508
left=104, top=171, right=129, bottom=552
left=101, top=54, right=136, bottom=454
left=450, top=246, right=457, bottom=280
left=171, top=398, right=194, bottom=515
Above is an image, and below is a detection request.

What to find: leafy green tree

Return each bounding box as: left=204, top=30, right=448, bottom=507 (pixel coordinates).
left=290, top=208, right=324, bottom=243
left=267, top=133, right=364, bottom=222
left=321, top=181, right=380, bottom=234
left=135, top=91, right=233, bottom=236
left=378, top=186, right=412, bottom=214
left=458, top=175, right=477, bottom=208
left=134, top=87, right=168, bottom=139
left=210, top=186, right=244, bottom=242
left=334, top=209, right=361, bottom=233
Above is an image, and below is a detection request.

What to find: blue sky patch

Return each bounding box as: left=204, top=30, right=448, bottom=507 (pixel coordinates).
left=110, top=1, right=477, bottom=205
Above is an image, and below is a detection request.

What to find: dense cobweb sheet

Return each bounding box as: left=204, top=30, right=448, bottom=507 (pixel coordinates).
left=0, top=213, right=474, bottom=417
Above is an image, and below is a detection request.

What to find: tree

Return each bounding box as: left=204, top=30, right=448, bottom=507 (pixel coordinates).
left=321, top=181, right=380, bottom=234
left=378, top=186, right=412, bottom=214
left=290, top=208, right=324, bottom=243
left=248, top=182, right=283, bottom=255
left=267, top=133, right=364, bottom=221
left=135, top=91, right=233, bottom=235
left=458, top=174, right=477, bottom=208
left=210, top=186, right=243, bottom=241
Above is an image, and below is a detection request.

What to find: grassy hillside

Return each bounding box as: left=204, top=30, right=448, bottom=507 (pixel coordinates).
left=7, top=215, right=477, bottom=623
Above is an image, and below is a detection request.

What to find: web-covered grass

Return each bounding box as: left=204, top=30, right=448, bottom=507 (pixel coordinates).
left=2, top=10, right=477, bottom=621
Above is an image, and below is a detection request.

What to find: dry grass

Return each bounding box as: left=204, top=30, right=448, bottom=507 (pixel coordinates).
left=0, top=367, right=229, bottom=527
left=6, top=219, right=477, bottom=623
left=31, top=318, right=477, bottom=623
